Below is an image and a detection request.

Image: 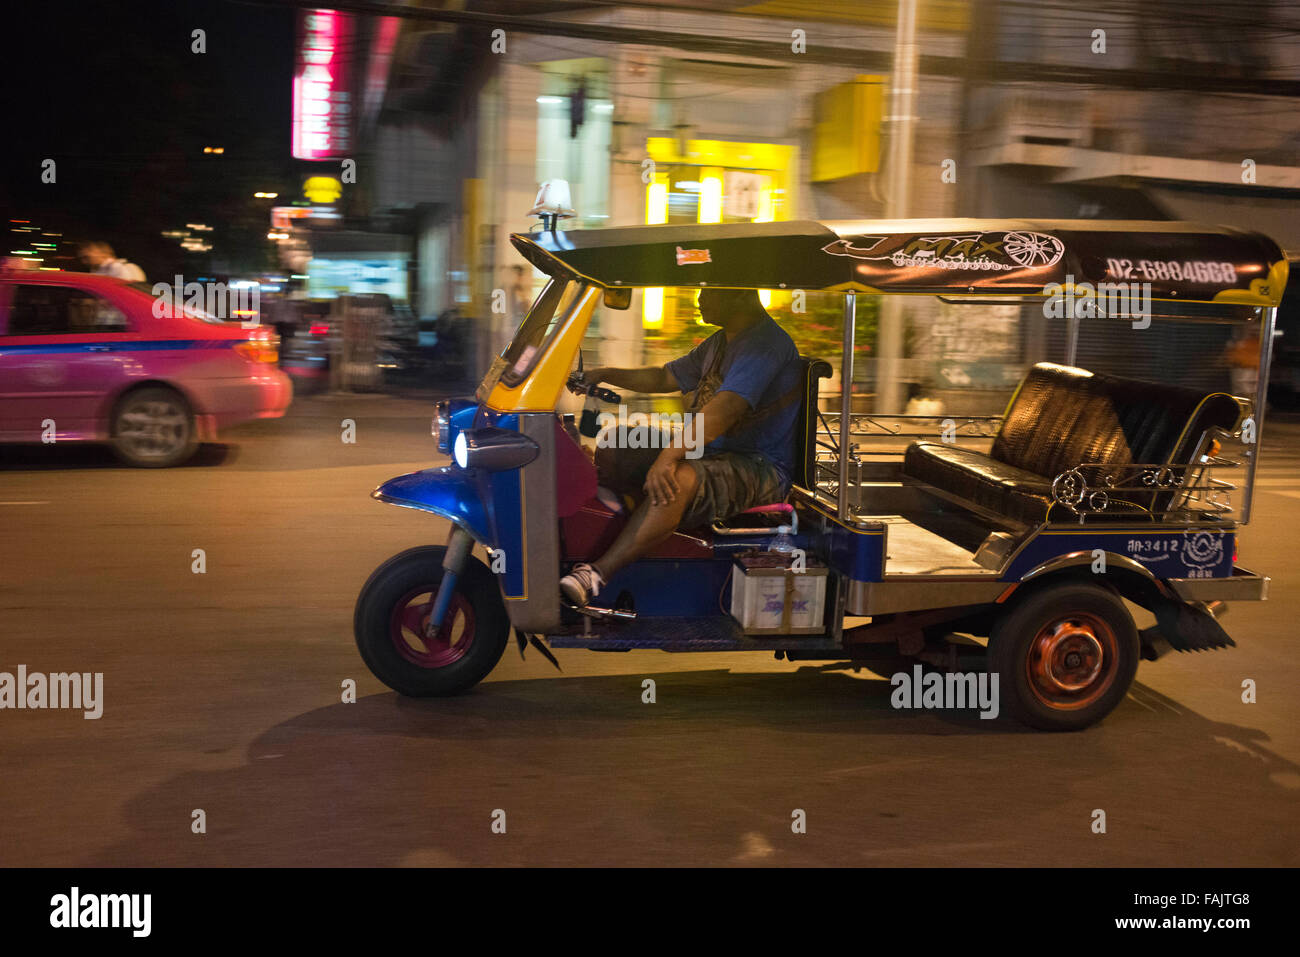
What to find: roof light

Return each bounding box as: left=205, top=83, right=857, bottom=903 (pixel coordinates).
left=528, top=179, right=575, bottom=230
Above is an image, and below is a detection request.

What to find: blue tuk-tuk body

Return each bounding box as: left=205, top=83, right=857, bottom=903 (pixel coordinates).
left=358, top=214, right=1284, bottom=730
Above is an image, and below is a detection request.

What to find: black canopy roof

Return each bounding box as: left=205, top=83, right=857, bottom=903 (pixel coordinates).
left=510, top=219, right=1288, bottom=307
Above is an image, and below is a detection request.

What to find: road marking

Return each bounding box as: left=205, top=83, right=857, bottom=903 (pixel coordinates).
left=1212, top=735, right=1267, bottom=762
left=859, top=839, right=1009, bottom=859
left=733, top=831, right=774, bottom=861
left=1125, top=692, right=1157, bottom=712
left=1270, top=771, right=1300, bottom=790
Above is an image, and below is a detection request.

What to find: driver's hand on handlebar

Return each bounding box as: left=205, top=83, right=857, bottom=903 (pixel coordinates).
left=568, top=370, right=620, bottom=403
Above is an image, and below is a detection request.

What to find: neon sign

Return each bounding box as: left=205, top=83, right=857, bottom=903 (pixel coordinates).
left=292, top=9, right=353, bottom=160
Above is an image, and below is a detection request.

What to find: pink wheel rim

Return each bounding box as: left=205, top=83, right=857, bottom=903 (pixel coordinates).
left=388, top=586, right=475, bottom=668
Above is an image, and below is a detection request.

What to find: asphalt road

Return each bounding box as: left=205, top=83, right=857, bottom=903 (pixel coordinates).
left=1, top=392, right=1298, bottom=867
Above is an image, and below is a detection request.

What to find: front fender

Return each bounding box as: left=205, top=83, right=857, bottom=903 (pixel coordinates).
left=372, top=466, right=494, bottom=546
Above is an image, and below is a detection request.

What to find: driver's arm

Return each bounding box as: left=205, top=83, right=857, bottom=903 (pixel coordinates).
left=692, top=389, right=751, bottom=446
left=585, top=365, right=678, bottom=394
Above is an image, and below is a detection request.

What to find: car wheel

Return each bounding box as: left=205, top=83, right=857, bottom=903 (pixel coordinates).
left=988, top=582, right=1139, bottom=731
left=110, top=386, right=198, bottom=468
left=354, top=545, right=510, bottom=697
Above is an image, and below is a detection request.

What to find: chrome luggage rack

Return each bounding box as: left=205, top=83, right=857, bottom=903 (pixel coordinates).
left=808, top=411, right=1247, bottom=527
left=811, top=410, right=1003, bottom=510
left=814, top=410, right=1002, bottom=443
left=1050, top=429, right=1244, bottom=524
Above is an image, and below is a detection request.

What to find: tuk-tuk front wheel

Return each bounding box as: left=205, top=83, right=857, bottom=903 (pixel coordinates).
left=988, top=582, right=1139, bottom=731
left=354, top=545, right=509, bottom=697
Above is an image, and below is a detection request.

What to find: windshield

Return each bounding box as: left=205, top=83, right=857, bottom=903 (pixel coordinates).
left=477, top=278, right=585, bottom=397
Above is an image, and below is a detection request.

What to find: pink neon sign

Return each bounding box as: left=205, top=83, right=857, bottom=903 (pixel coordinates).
left=292, top=9, right=353, bottom=160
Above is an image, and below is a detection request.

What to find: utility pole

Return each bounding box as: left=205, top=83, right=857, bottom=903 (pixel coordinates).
left=876, top=0, right=919, bottom=414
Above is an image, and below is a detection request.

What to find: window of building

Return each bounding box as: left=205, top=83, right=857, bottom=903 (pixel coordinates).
left=535, top=63, right=611, bottom=229
left=642, top=137, right=798, bottom=352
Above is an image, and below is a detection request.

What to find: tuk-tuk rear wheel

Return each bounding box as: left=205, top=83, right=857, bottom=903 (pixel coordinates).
left=989, top=582, right=1139, bottom=731
left=354, top=545, right=509, bottom=697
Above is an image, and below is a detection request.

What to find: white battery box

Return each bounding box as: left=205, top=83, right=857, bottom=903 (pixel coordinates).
left=729, top=552, right=828, bottom=635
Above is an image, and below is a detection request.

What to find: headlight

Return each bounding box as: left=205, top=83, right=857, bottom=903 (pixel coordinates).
left=453, top=427, right=538, bottom=472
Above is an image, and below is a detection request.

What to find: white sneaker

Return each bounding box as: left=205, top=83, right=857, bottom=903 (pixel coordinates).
left=559, top=562, right=605, bottom=606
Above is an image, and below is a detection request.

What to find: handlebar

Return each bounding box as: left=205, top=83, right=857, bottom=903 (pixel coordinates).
left=566, top=373, right=620, bottom=405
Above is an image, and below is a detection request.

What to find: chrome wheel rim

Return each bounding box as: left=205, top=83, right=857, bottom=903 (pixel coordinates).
left=116, top=397, right=189, bottom=459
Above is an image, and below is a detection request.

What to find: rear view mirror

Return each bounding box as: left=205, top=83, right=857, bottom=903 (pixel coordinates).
left=603, top=287, right=632, bottom=310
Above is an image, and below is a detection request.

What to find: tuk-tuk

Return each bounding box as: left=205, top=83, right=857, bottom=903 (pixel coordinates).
left=354, top=198, right=1286, bottom=731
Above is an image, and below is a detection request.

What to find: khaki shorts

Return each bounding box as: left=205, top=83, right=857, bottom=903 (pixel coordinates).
left=595, top=440, right=787, bottom=529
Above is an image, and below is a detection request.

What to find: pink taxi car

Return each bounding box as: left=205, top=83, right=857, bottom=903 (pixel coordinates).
left=0, top=269, right=292, bottom=466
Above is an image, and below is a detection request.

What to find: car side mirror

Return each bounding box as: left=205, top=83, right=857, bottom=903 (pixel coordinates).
left=603, top=287, right=632, bottom=310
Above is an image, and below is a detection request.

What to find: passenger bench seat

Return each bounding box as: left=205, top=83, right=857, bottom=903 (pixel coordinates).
left=903, top=363, right=1246, bottom=526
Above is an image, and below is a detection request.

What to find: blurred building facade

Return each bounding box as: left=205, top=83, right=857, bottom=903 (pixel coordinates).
left=303, top=0, right=1300, bottom=400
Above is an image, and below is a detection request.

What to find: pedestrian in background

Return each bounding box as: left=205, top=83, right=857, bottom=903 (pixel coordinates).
left=1225, top=329, right=1261, bottom=399
left=507, top=264, right=533, bottom=324
left=78, top=241, right=146, bottom=281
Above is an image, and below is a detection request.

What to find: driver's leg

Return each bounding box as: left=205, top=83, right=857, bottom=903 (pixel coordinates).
left=559, top=460, right=699, bottom=606
left=595, top=460, right=700, bottom=578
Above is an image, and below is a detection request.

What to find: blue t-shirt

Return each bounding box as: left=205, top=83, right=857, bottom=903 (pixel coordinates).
left=665, top=316, right=803, bottom=482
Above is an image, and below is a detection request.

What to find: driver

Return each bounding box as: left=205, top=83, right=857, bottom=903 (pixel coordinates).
left=560, top=287, right=804, bottom=607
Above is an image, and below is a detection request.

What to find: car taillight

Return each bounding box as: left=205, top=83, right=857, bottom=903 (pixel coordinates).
left=235, top=336, right=279, bottom=363
left=309, top=323, right=329, bottom=336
